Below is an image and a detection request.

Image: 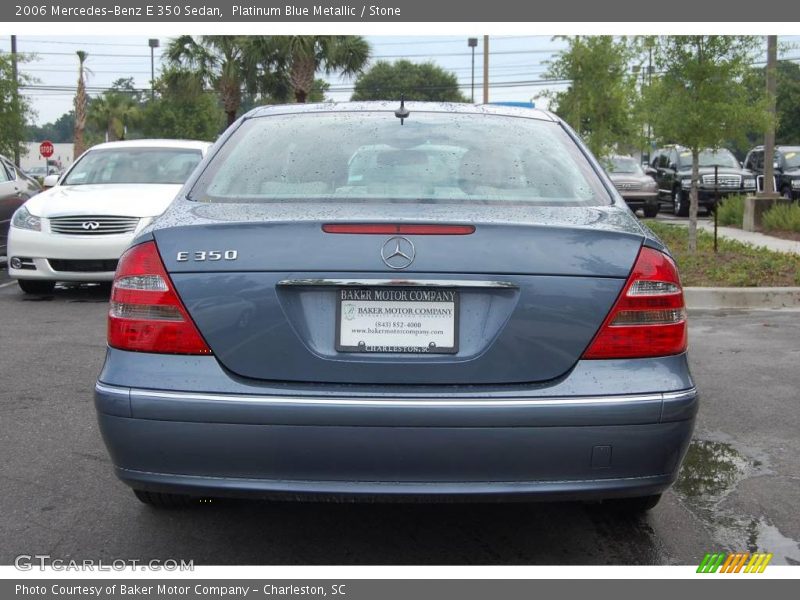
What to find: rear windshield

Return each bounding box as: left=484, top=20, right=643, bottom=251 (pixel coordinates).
left=64, top=148, right=203, bottom=186
left=190, top=111, right=611, bottom=206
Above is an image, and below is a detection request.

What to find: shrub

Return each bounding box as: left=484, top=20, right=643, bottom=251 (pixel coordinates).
left=716, top=194, right=746, bottom=227
left=762, top=202, right=800, bottom=233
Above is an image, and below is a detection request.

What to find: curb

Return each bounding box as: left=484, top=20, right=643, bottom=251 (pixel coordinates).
left=685, top=287, right=800, bottom=310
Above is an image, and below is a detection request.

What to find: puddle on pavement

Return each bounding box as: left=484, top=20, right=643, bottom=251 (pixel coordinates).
left=674, top=438, right=800, bottom=564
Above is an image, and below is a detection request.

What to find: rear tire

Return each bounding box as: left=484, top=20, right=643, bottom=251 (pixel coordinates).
left=18, top=280, right=55, bottom=294
left=603, top=493, right=662, bottom=513
left=781, top=186, right=792, bottom=201
left=133, top=489, right=194, bottom=508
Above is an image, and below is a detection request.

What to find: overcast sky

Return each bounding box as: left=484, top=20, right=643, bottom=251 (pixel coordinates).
left=2, top=35, right=798, bottom=126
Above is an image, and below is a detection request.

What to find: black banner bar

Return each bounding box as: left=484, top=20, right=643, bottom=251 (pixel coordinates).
left=3, top=579, right=796, bottom=600
left=4, top=0, right=800, bottom=22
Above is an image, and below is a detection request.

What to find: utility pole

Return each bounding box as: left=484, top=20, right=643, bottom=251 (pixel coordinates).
left=762, top=35, right=778, bottom=196
left=482, top=35, right=489, bottom=104
left=11, top=35, right=20, bottom=167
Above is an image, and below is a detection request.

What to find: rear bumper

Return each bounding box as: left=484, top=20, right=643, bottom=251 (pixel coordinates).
left=95, top=377, right=697, bottom=500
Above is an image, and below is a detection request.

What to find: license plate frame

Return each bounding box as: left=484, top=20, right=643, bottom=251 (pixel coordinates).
left=335, top=287, right=459, bottom=354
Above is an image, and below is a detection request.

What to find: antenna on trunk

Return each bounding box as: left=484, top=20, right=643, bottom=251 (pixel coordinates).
left=395, top=95, right=410, bottom=125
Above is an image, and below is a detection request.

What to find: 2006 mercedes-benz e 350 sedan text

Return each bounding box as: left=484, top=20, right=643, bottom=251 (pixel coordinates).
left=95, top=102, right=697, bottom=511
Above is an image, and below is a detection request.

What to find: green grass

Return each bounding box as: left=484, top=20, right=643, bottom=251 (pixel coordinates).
left=716, top=194, right=746, bottom=227
left=762, top=202, right=800, bottom=233
left=646, top=221, right=800, bottom=287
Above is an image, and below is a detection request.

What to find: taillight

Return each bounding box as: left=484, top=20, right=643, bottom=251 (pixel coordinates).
left=582, top=246, right=687, bottom=359
left=108, top=241, right=211, bottom=355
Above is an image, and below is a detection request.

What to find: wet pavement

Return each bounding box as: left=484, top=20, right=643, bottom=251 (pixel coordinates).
left=0, top=282, right=798, bottom=565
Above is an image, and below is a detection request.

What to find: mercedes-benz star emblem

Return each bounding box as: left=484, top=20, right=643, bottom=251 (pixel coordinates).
left=380, top=236, right=415, bottom=270
left=82, top=221, right=100, bottom=230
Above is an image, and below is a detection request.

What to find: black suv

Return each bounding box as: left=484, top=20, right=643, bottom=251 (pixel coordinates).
left=649, top=145, right=756, bottom=216
left=743, top=145, right=800, bottom=200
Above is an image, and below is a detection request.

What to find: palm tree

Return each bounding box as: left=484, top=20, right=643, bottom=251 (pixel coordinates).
left=165, top=35, right=253, bottom=126
left=73, top=51, right=89, bottom=157
left=89, top=92, right=140, bottom=142
left=265, top=36, right=370, bottom=103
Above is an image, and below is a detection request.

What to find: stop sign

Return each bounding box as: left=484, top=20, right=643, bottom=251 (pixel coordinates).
left=39, top=140, right=54, bottom=158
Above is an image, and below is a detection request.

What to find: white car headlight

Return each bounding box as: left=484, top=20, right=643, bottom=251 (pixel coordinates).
left=11, top=206, right=41, bottom=231
left=792, top=180, right=800, bottom=189
left=681, top=178, right=692, bottom=189
left=743, top=178, right=756, bottom=189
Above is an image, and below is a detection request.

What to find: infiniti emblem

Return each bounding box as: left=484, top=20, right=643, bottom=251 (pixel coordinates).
left=82, top=221, right=100, bottom=230
left=380, top=236, right=415, bottom=270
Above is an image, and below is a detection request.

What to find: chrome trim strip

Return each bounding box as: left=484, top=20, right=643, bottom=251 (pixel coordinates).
left=277, top=278, right=518, bottom=289
left=95, top=382, right=131, bottom=397
left=104, top=384, right=697, bottom=408
left=661, top=389, right=698, bottom=402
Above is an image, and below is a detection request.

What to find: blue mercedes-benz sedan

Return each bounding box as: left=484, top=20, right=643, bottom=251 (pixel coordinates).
left=95, top=102, right=696, bottom=511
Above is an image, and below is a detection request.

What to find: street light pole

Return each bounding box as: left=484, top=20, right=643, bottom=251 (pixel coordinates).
left=148, top=38, right=160, bottom=101
left=482, top=35, right=489, bottom=104
left=468, top=38, right=478, bottom=103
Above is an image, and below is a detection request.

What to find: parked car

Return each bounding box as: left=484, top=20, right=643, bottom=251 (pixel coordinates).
left=95, top=102, right=696, bottom=512
left=603, top=155, right=659, bottom=218
left=25, top=165, right=60, bottom=184
left=1, top=154, right=42, bottom=257
left=7, top=139, right=211, bottom=294
left=743, top=145, right=800, bottom=200
left=649, top=145, right=756, bottom=216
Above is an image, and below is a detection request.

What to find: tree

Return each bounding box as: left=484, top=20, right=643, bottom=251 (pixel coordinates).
left=542, top=36, right=640, bottom=158
left=351, top=60, right=468, bottom=102
left=73, top=51, right=89, bottom=158
left=0, top=53, right=34, bottom=159
left=166, top=35, right=253, bottom=126
left=239, top=78, right=330, bottom=109
left=27, top=111, right=75, bottom=143
left=740, top=60, right=800, bottom=151
left=88, top=88, right=141, bottom=142
left=643, top=36, right=766, bottom=251
left=260, top=36, right=370, bottom=103
left=140, top=68, right=224, bottom=140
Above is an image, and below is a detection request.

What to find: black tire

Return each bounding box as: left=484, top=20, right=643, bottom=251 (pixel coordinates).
left=673, top=189, right=689, bottom=217
left=781, top=186, right=792, bottom=201
left=133, top=489, right=194, bottom=508
left=17, top=280, right=55, bottom=294
left=603, top=494, right=662, bottom=513
left=642, top=203, right=660, bottom=218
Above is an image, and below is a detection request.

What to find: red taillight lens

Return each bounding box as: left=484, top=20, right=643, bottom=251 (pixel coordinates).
left=108, top=241, right=211, bottom=355
left=582, top=246, right=687, bottom=359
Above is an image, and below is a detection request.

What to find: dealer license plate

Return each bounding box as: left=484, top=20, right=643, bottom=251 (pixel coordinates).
left=336, top=287, right=459, bottom=354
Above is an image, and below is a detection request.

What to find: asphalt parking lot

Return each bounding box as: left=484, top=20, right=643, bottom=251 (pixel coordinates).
left=1, top=271, right=798, bottom=566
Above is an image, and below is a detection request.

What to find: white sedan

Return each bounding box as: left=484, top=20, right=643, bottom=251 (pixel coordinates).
left=8, top=139, right=211, bottom=294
